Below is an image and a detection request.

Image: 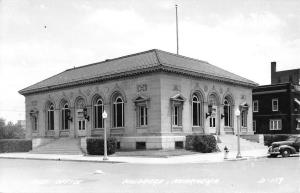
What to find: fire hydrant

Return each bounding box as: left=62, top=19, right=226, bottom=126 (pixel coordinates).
left=224, top=146, right=229, bottom=159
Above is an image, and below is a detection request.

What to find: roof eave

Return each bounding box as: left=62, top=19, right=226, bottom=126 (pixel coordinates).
left=19, top=65, right=257, bottom=96
left=161, top=65, right=258, bottom=88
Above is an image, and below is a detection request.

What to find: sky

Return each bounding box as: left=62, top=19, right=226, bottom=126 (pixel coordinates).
left=0, top=0, right=299, bottom=123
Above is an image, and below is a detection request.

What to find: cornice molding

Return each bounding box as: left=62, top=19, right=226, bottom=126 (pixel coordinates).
left=20, top=65, right=257, bottom=96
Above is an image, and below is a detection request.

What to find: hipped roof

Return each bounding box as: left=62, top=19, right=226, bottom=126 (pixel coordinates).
left=19, top=49, right=257, bottom=95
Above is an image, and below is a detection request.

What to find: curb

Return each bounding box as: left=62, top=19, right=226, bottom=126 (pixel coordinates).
left=0, top=153, right=269, bottom=164
left=224, top=155, right=267, bottom=161
left=0, top=156, right=125, bottom=164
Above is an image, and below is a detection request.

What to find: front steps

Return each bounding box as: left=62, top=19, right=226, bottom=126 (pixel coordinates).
left=217, top=135, right=267, bottom=152
left=30, top=137, right=83, bottom=155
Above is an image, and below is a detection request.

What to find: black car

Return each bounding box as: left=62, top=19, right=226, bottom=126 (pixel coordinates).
left=268, top=135, right=300, bottom=157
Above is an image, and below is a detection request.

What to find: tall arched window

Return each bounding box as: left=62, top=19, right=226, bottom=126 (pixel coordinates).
left=192, top=94, right=202, bottom=126
left=47, top=104, right=54, bottom=130
left=224, top=99, right=232, bottom=127
left=113, top=96, right=124, bottom=127
left=61, top=103, right=69, bottom=130
left=94, top=98, right=104, bottom=128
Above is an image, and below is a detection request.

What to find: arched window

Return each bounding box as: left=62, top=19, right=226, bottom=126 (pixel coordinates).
left=94, top=98, right=104, bottom=128
left=192, top=94, right=202, bottom=126
left=47, top=104, right=54, bottom=130
left=113, top=96, right=124, bottom=127
left=224, top=99, right=232, bottom=127
left=61, top=103, right=69, bottom=130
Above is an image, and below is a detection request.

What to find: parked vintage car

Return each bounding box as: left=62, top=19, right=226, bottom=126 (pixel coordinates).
left=268, top=135, right=300, bottom=157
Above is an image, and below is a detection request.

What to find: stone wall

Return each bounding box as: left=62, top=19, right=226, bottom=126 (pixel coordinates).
left=160, top=73, right=254, bottom=136
left=25, top=72, right=254, bottom=150
left=25, top=73, right=161, bottom=141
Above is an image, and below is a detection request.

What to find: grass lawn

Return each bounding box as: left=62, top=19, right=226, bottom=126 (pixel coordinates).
left=111, top=149, right=199, bottom=158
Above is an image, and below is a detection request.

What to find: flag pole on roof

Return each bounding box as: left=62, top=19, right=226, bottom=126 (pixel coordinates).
left=175, top=4, right=179, bottom=55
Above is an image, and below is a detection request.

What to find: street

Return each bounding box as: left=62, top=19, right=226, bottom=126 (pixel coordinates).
left=0, top=157, right=300, bottom=193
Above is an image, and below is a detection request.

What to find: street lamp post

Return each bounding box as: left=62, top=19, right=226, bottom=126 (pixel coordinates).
left=102, top=110, right=108, bottom=161
left=235, top=108, right=242, bottom=158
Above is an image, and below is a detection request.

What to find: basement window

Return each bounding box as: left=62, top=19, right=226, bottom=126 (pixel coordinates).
left=296, top=120, right=300, bottom=130
left=175, top=141, right=184, bottom=149
left=136, top=142, right=146, bottom=150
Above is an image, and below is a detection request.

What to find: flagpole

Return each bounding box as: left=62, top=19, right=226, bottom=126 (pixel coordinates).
left=175, top=4, right=179, bottom=55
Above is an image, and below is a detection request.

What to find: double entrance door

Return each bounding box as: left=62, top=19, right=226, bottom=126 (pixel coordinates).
left=76, top=109, right=86, bottom=137
left=209, top=105, right=218, bottom=134
left=209, top=116, right=216, bottom=134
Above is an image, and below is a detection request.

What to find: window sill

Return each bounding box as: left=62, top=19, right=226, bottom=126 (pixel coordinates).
left=192, top=126, right=204, bottom=133
left=172, top=126, right=183, bottom=132
left=192, top=126, right=202, bottom=130
left=112, top=127, right=125, bottom=129
left=241, top=127, right=247, bottom=132
left=110, top=127, right=125, bottom=135
left=136, top=126, right=148, bottom=129
left=46, top=130, right=55, bottom=136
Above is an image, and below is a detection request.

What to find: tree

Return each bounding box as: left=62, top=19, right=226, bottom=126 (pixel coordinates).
left=0, top=118, right=5, bottom=128
left=0, top=118, right=25, bottom=139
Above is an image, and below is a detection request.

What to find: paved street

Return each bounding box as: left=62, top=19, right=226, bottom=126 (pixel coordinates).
left=0, top=157, right=300, bottom=193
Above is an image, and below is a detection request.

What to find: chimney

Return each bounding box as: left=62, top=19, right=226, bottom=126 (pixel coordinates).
left=271, top=61, right=277, bottom=84
left=271, top=61, right=276, bottom=73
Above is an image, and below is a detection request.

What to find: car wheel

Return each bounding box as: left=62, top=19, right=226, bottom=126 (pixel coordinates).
left=281, top=149, right=290, bottom=158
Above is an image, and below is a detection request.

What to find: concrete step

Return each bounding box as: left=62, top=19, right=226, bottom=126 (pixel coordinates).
left=31, top=138, right=83, bottom=155
left=218, top=135, right=267, bottom=152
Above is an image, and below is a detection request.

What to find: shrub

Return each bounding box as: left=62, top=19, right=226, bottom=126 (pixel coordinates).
left=0, top=139, right=32, bottom=153
left=86, top=137, right=117, bottom=155
left=264, top=134, right=290, bottom=146
left=185, top=135, right=218, bottom=153
left=185, top=135, right=195, bottom=150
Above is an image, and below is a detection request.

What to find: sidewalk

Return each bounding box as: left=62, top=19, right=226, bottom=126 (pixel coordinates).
left=0, top=148, right=268, bottom=164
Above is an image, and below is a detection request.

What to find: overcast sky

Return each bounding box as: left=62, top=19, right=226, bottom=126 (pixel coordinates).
left=0, top=0, right=299, bottom=123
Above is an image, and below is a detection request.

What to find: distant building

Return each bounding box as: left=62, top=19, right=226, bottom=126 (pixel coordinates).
left=16, top=120, right=26, bottom=130
left=271, top=61, right=300, bottom=85
left=19, top=49, right=256, bottom=150
left=253, top=62, right=300, bottom=134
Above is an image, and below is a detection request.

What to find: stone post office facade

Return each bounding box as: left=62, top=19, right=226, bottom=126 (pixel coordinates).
left=19, top=49, right=257, bottom=150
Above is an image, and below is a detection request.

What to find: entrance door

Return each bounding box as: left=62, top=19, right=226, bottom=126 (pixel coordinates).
left=77, top=119, right=86, bottom=136
left=76, top=109, right=87, bottom=137
left=209, top=105, right=218, bottom=134
left=209, top=116, right=216, bottom=134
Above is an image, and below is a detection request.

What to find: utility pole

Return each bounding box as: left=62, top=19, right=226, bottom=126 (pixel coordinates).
left=175, top=4, right=179, bottom=55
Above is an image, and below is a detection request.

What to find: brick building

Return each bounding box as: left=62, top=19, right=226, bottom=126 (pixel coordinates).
left=253, top=62, right=300, bottom=134
left=271, top=61, right=300, bottom=85
left=19, top=49, right=257, bottom=150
